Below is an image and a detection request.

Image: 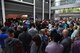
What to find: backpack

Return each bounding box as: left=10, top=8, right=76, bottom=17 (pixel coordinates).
left=4, top=38, right=23, bottom=53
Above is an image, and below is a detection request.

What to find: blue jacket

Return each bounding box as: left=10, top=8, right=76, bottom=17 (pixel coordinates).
left=0, top=33, right=8, bottom=49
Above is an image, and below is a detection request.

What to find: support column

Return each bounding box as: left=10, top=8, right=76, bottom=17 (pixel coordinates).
left=1, top=0, right=6, bottom=25
left=49, top=0, right=51, bottom=20
left=33, top=0, right=36, bottom=23
left=42, top=0, right=45, bottom=20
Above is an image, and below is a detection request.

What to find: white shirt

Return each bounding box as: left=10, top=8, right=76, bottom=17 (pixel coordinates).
left=48, top=24, right=52, bottom=31
left=71, top=30, right=79, bottom=40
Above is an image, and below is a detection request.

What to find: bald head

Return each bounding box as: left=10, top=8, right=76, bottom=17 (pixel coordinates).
left=62, top=29, right=69, bottom=37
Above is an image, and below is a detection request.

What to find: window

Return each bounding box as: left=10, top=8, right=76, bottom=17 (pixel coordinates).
left=45, top=0, right=49, bottom=3
left=23, top=0, right=33, bottom=3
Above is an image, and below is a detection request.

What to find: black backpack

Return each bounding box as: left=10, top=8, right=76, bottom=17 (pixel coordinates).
left=4, top=38, right=24, bottom=53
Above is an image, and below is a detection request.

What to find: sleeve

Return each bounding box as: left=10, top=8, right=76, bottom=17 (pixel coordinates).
left=0, top=34, right=8, bottom=40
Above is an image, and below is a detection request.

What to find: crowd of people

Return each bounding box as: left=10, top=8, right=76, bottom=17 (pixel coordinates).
left=0, top=18, right=80, bottom=53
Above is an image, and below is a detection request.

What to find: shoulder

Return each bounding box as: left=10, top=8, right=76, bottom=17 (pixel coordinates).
left=74, top=40, right=80, bottom=45
left=4, top=34, right=8, bottom=37
left=46, top=42, right=53, bottom=48
left=13, top=38, right=23, bottom=46
left=13, top=38, right=22, bottom=43
left=59, top=44, right=64, bottom=49
left=19, top=32, right=25, bottom=37
left=72, top=40, right=80, bottom=49
left=45, top=43, right=52, bottom=52
left=31, top=42, right=37, bottom=48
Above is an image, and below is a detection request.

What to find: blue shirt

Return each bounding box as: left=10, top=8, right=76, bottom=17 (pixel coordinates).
left=0, top=33, right=8, bottom=49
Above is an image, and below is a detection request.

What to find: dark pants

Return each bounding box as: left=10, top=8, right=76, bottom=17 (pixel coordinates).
left=23, top=45, right=31, bottom=53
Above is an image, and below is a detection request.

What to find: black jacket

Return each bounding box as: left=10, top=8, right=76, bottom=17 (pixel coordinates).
left=18, top=31, right=32, bottom=50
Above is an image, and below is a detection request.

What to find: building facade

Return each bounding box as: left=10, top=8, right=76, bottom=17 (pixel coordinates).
left=0, top=0, right=53, bottom=24
left=51, top=0, right=80, bottom=19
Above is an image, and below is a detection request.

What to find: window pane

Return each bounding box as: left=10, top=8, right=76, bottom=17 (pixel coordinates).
left=11, top=0, right=21, bottom=1
left=23, top=0, right=33, bottom=3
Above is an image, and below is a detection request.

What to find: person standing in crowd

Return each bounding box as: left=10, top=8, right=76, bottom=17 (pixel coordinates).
left=48, top=22, right=52, bottom=31
left=57, top=23, right=64, bottom=42
left=28, top=23, right=38, bottom=38
left=14, top=26, right=22, bottom=38
left=36, top=21, right=42, bottom=31
left=18, top=26, right=32, bottom=53
left=68, top=23, right=74, bottom=37
left=4, top=28, right=23, bottom=53
left=0, top=27, right=8, bottom=51
left=25, top=19, right=31, bottom=29
left=41, top=20, right=48, bottom=29
left=71, top=25, right=79, bottom=41
left=45, top=29, right=63, bottom=53
left=44, top=28, right=49, bottom=37
left=31, top=35, right=42, bottom=53
left=62, top=20, right=68, bottom=29
left=54, top=23, right=59, bottom=30
left=0, top=17, right=80, bottom=53
left=57, top=22, right=64, bottom=35
left=71, top=29, right=79, bottom=41
left=61, top=29, right=71, bottom=53
left=39, top=29, right=48, bottom=53
left=5, top=20, right=11, bottom=27
left=73, top=25, right=78, bottom=31
left=72, top=29, right=80, bottom=53
left=67, top=18, right=71, bottom=25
